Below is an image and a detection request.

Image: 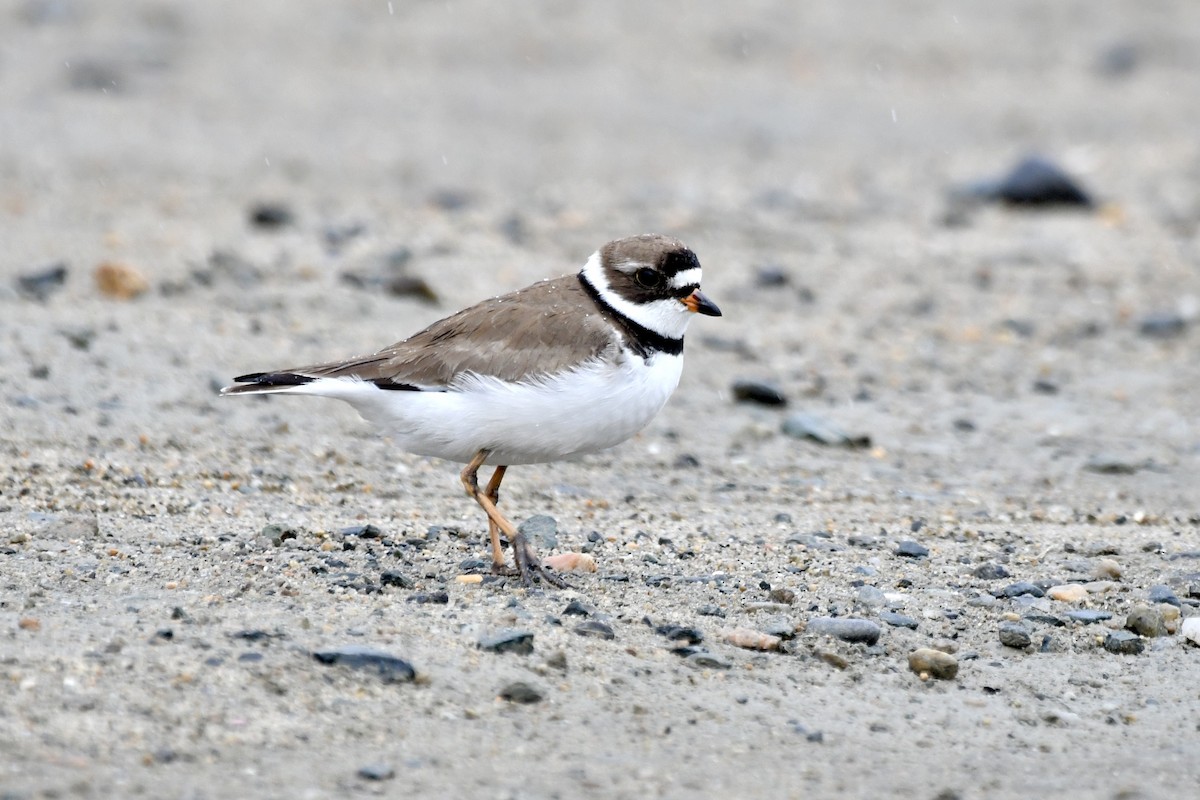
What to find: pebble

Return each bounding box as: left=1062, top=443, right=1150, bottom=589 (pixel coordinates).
left=574, top=620, right=615, bottom=640
left=356, top=764, right=395, bottom=781
left=16, top=262, right=68, bottom=301
left=973, top=563, right=1010, bottom=580
left=879, top=611, right=919, bottom=630
left=406, top=591, right=448, bottom=605
left=1091, top=558, right=1122, bottom=580
left=1138, top=312, right=1187, bottom=339
left=1103, top=630, right=1144, bottom=655
left=732, top=379, right=788, bottom=407
left=805, top=617, right=881, bottom=645
left=768, top=588, right=795, bottom=605
left=781, top=413, right=871, bottom=448
left=856, top=585, right=888, bottom=608
left=311, top=646, right=416, bottom=684
left=1181, top=617, right=1200, bottom=647
left=721, top=627, right=782, bottom=652
left=970, top=155, right=1095, bottom=207
left=655, top=624, right=703, bottom=644
left=248, top=201, right=294, bottom=229
left=379, top=571, right=413, bottom=588
left=1067, top=610, right=1113, bottom=625
left=542, top=552, right=596, bottom=573
left=895, top=540, right=929, bottom=559
left=94, top=261, right=149, bottom=299
left=1124, top=604, right=1167, bottom=637
left=518, top=515, right=558, bottom=550
left=562, top=600, right=594, bottom=617
left=998, top=581, right=1044, bottom=599
left=1148, top=585, right=1181, bottom=607
left=498, top=681, right=543, bottom=704
left=697, top=605, right=726, bottom=618
left=908, top=648, right=958, bottom=680
left=478, top=629, right=534, bottom=655
left=1047, top=584, right=1088, bottom=603
left=1083, top=456, right=1143, bottom=475
left=685, top=651, right=732, bottom=670
left=998, top=621, right=1032, bottom=649
left=1023, top=613, right=1065, bottom=628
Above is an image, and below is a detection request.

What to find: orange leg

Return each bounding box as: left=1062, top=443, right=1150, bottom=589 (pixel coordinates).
left=459, top=449, right=568, bottom=588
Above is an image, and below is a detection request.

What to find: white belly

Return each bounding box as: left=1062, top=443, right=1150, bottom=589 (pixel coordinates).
left=314, top=353, right=684, bottom=465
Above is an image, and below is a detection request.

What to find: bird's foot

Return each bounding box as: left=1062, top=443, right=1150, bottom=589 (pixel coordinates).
left=499, top=532, right=572, bottom=589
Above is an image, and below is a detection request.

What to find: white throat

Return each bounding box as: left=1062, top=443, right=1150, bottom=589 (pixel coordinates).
left=580, top=251, right=695, bottom=341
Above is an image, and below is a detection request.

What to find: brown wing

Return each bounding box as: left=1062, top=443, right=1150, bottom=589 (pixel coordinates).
left=262, top=275, right=619, bottom=389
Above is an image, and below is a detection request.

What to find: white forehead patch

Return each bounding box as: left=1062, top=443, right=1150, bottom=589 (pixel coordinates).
left=670, top=267, right=702, bottom=289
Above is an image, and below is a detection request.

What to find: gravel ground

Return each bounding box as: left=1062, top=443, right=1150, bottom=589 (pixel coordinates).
left=3, top=2, right=1200, bottom=798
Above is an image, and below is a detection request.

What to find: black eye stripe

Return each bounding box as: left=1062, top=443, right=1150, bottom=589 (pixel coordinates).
left=673, top=283, right=698, bottom=298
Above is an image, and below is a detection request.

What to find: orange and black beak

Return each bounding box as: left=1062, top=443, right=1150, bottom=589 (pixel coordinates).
left=682, top=289, right=722, bottom=317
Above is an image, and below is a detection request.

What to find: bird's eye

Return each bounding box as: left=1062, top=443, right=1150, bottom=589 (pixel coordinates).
left=634, top=268, right=662, bottom=289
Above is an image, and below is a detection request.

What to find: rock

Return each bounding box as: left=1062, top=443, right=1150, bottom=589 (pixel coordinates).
left=1083, top=456, right=1144, bottom=475
left=721, top=627, right=782, bottom=651
left=768, top=588, right=795, bottom=605
left=1047, top=584, right=1088, bottom=603
left=574, top=620, right=615, bottom=640
left=248, top=201, right=294, bottom=229
left=1091, top=558, right=1122, bottom=580
left=805, top=617, right=881, bottom=645
left=1067, top=610, right=1113, bottom=625
left=1124, top=604, right=1167, bottom=637
left=781, top=413, right=870, bottom=448
left=1103, top=630, right=1144, bottom=655
left=856, top=585, right=888, bottom=608
left=895, top=540, right=929, bottom=559
left=732, top=379, right=788, bottom=407
left=542, top=552, right=597, bottom=573
left=998, top=581, right=1044, bottom=599
left=517, top=515, right=558, bottom=549
left=880, top=611, right=919, bottom=630
left=312, top=646, right=416, bottom=683
left=1148, top=585, right=1181, bottom=607
left=498, top=681, right=543, bottom=704
left=684, top=651, right=732, bottom=670
left=1181, top=617, right=1200, bottom=647
left=998, top=621, right=1032, bottom=649
left=379, top=571, right=413, bottom=588
left=406, top=591, right=449, bottom=604
left=908, top=648, right=958, bottom=680
left=973, top=563, right=1010, bottom=580
left=94, top=261, right=149, bottom=299
left=1138, top=312, right=1187, bottom=339
left=341, top=524, right=384, bottom=539
left=356, top=764, right=395, bottom=781
left=655, top=624, right=703, bottom=644
left=968, top=155, right=1094, bottom=208
left=478, top=629, right=534, bottom=655
left=562, top=600, right=594, bottom=617
left=16, top=263, right=68, bottom=301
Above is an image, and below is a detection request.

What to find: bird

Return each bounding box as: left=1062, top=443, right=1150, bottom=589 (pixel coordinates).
left=221, top=233, right=721, bottom=586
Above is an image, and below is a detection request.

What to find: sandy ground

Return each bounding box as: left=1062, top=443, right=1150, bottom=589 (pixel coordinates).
left=3, top=1, right=1200, bottom=798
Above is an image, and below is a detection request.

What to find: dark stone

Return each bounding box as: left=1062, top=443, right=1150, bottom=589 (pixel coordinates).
left=1023, top=613, right=1066, bottom=628
left=499, top=681, right=543, bottom=704
left=1103, top=630, right=1144, bottom=655
left=1067, top=610, right=1113, bottom=624
left=517, top=515, right=558, bottom=550
left=248, top=202, right=294, bottom=229
left=879, top=611, right=918, bottom=630
left=673, top=453, right=701, bottom=469
left=782, top=413, right=870, bottom=448
left=697, top=604, right=726, bottom=618
left=998, top=581, right=1044, bottom=599
left=684, top=651, right=732, bottom=670
left=406, top=591, right=448, bottom=604
left=457, top=558, right=488, bottom=573
left=1138, top=312, right=1187, bottom=339
left=478, top=629, right=534, bottom=655
left=655, top=625, right=704, bottom=644
left=895, top=540, right=929, bottom=559
left=385, top=275, right=439, bottom=304
left=16, top=263, right=68, bottom=301
left=972, top=155, right=1095, bottom=208
left=805, top=617, right=881, bottom=645
left=732, top=379, right=788, bottom=407
left=341, top=524, right=383, bottom=539
left=380, top=571, right=413, bottom=588
left=237, top=652, right=263, bottom=663
left=574, top=620, right=615, bottom=640
left=998, top=621, right=1032, bottom=649
left=769, top=588, right=796, bottom=605
left=1084, top=457, right=1143, bottom=475
left=1032, top=379, right=1059, bottom=395
left=562, top=600, right=593, bottom=617
left=357, top=764, right=395, bottom=781
left=1148, top=585, right=1181, bottom=607
left=312, top=646, right=416, bottom=683
left=230, top=629, right=284, bottom=643
left=973, top=563, right=1010, bottom=580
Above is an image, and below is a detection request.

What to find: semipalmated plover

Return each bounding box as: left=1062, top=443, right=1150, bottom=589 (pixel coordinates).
left=222, top=233, right=720, bottom=585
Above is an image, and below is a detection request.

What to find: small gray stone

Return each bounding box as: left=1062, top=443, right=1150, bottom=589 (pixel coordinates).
left=478, top=629, right=534, bottom=655
left=1067, top=609, right=1113, bottom=624
left=574, top=620, right=615, bottom=640
left=781, top=413, right=871, bottom=448
left=1138, top=312, right=1187, bottom=339
left=732, top=379, right=788, bottom=407
left=312, top=646, right=416, bottom=684
left=1147, top=585, right=1181, bottom=607
left=499, top=681, right=544, bottom=704
left=895, top=540, right=929, bottom=559
left=973, top=563, right=1010, bottom=580
left=880, top=611, right=919, bottom=630
left=517, top=515, right=558, bottom=550
left=998, top=621, right=1032, bottom=649
left=856, top=585, right=888, bottom=608
left=357, top=764, right=395, bottom=781
left=805, top=617, right=881, bottom=645
left=685, top=651, right=732, bottom=670
left=999, top=581, right=1044, bottom=599
left=655, top=624, right=703, bottom=644
left=1124, top=605, right=1167, bottom=637
left=1103, top=630, right=1144, bottom=655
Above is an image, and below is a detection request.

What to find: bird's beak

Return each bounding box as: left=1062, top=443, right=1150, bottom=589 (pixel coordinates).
left=682, top=289, right=722, bottom=317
